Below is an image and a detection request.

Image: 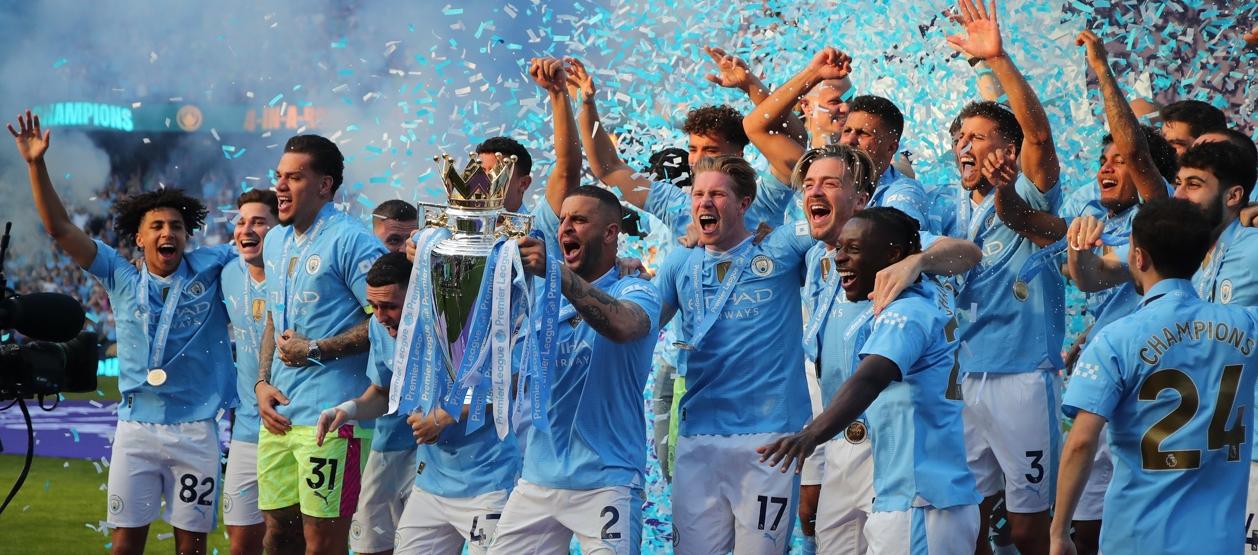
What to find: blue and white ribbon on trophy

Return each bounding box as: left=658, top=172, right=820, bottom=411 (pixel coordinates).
left=390, top=226, right=450, bottom=415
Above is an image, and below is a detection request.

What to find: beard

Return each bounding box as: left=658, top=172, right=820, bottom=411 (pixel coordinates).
left=1201, top=193, right=1226, bottom=230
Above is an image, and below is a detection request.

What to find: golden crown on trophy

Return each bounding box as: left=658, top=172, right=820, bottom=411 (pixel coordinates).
left=435, top=152, right=518, bottom=210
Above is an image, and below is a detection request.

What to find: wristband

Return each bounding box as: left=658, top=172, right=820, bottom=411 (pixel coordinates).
left=334, top=399, right=359, bottom=420
left=254, top=378, right=268, bottom=391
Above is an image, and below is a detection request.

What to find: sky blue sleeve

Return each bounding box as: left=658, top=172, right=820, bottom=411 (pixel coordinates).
left=85, top=239, right=133, bottom=292
left=366, top=324, right=393, bottom=388
left=927, top=191, right=959, bottom=238
left=857, top=301, right=931, bottom=377
left=653, top=247, right=688, bottom=311
left=1061, top=332, right=1123, bottom=420
left=618, top=278, right=662, bottom=331
left=338, top=229, right=389, bottom=307
left=881, top=178, right=930, bottom=232
left=529, top=198, right=560, bottom=241
left=1015, top=174, right=1060, bottom=213
left=643, top=181, right=691, bottom=238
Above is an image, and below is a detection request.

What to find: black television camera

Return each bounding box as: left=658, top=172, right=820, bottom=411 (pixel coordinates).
left=0, top=222, right=100, bottom=515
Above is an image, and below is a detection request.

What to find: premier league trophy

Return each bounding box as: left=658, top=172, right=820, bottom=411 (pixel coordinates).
left=389, top=152, right=545, bottom=439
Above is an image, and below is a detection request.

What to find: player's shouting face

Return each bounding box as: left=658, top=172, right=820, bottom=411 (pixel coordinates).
left=834, top=217, right=901, bottom=302
left=274, top=152, right=333, bottom=227
left=803, top=156, right=867, bottom=245
left=137, top=207, right=188, bottom=276
left=954, top=115, right=1014, bottom=192
left=690, top=170, right=751, bottom=249
left=557, top=194, right=619, bottom=276
left=234, top=201, right=277, bottom=265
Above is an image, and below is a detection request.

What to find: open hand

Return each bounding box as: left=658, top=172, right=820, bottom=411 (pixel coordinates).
left=7, top=110, right=50, bottom=162
left=703, top=46, right=759, bottom=91
left=756, top=430, right=820, bottom=474
left=981, top=148, right=1018, bottom=190
left=1068, top=215, right=1105, bottom=251
left=946, top=0, right=1004, bottom=61
left=870, top=253, right=924, bottom=315
left=805, top=47, right=852, bottom=81
left=314, top=406, right=349, bottom=446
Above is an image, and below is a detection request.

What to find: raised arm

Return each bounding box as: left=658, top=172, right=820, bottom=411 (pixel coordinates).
left=756, top=354, right=900, bottom=474
left=869, top=236, right=983, bottom=314
left=518, top=236, right=652, bottom=343
left=986, top=149, right=1067, bottom=246
left=1066, top=216, right=1129, bottom=292
left=744, top=48, right=851, bottom=181
left=948, top=0, right=1060, bottom=193
left=532, top=57, right=581, bottom=217
left=1077, top=30, right=1166, bottom=202
left=8, top=111, right=97, bottom=267
left=703, top=46, right=774, bottom=106
left=567, top=58, right=652, bottom=208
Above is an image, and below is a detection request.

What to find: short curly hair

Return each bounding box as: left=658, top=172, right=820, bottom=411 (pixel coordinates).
left=112, top=188, right=208, bottom=240
left=682, top=105, right=749, bottom=148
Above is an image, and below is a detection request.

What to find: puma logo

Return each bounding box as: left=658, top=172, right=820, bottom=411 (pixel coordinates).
left=312, top=490, right=333, bottom=506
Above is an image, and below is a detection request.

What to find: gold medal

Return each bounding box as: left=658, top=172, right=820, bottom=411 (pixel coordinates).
left=844, top=421, right=867, bottom=444
left=146, top=368, right=167, bottom=387
left=1012, top=280, right=1029, bottom=302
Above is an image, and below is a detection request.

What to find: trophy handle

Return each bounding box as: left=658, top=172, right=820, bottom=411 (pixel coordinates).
left=499, top=211, right=533, bottom=238
left=417, top=201, right=449, bottom=229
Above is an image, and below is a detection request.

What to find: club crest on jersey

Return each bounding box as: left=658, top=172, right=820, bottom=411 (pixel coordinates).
left=185, top=280, right=206, bottom=297
left=108, top=494, right=124, bottom=514
left=305, top=255, right=322, bottom=275
left=350, top=521, right=362, bottom=539
left=1221, top=280, right=1233, bottom=304
left=222, top=493, right=234, bottom=513
left=751, top=255, right=774, bottom=277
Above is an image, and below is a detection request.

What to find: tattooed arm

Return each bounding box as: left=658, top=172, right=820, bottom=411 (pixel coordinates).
left=560, top=265, right=653, bottom=343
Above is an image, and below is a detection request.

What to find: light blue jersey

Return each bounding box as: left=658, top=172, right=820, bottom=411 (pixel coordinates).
left=527, top=197, right=561, bottom=241
left=856, top=284, right=980, bottom=512
left=655, top=223, right=815, bottom=436
left=368, top=319, right=520, bottom=497
left=1193, top=219, right=1258, bottom=308
left=930, top=176, right=1065, bottom=373
left=221, top=260, right=267, bottom=442
left=1192, top=218, right=1258, bottom=464
left=262, top=203, right=387, bottom=426
left=873, top=166, right=931, bottom=234
left=86, top=241, right=237, bottom=424
left=523, top=268, right=660, bottom=490
left=803, top=243, right=870, bottom=403
left=1063, top=279, right=1258, bottom=555
left=366, top=319, right=418, bottom=452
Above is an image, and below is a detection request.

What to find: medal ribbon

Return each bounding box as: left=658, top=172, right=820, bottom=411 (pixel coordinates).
left=676, top=237, right=754, bottom=377
left=803, top=251, right=839, bottom=363
left=139, top=266, right=186, bottom=376
left=278, top=210, right=331, bottom=331
left=1016, top=232, right=1127, bottom=284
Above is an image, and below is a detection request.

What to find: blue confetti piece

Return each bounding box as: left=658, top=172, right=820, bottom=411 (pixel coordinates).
left=52, top=58, right=67, bottom=68
left=267, top=94, right=283, bottom=107
left=442, top=7, right=464, bottom=15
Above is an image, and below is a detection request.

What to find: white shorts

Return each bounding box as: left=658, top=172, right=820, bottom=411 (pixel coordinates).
left=489, top=480, right=642, bottom=555
left=672, top=433, right=799, bottom=555
left=106, top=419, right=222, bottom=533
left=1075, top=429, right=1111, bottom=522
left=864, top=504, right=979, bottom=554
left=350, top=448, right=417, bottom=553
left=397, top=486, right=509, bottom=555
left=816, top=435, right=874, bottom=554
left=962, top=370, right=1062, bottom=513
left=222, top=440, right=263, bottom=527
